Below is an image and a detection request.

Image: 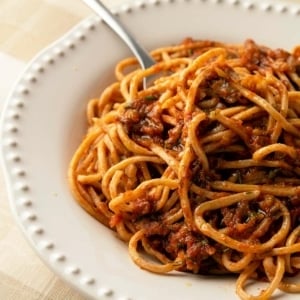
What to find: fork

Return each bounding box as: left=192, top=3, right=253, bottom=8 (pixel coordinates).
left=82, top=0, right=156, bottom=87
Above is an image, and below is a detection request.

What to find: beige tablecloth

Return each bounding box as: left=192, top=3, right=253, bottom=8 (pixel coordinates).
left=0, top=1, right=122, bottom=299
left=1, top=0, right=300, bottom=299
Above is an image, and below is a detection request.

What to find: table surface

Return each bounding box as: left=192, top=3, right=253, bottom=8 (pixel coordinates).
left=0, top=1, right=122, bottom=299
left=0, top=0, right=300, bottom=299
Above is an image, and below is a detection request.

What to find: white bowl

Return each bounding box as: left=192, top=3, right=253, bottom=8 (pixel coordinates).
left=1, top=0, right=300, bottom=299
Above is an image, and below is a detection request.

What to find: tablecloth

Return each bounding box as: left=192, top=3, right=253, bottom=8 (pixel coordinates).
left=0, top=0, right=300, bottom=299
left=0, top=1, right=123, bottom=299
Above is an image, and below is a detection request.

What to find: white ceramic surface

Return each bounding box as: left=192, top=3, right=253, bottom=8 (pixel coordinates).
left=1, top=0, right=300, bottom=299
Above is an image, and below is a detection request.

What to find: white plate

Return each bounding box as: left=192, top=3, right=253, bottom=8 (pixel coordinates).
left=1, top=0, right=300, bottom=299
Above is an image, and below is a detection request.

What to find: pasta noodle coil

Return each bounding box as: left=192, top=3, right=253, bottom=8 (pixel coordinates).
left=69, top=38, right=300, bottom=299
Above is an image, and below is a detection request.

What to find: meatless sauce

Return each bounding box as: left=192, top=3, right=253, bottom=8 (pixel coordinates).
left=118, top=39, right=300, bottom=275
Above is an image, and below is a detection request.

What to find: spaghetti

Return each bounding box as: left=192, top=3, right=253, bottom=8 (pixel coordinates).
left=68, top=38, right=300, bottom=299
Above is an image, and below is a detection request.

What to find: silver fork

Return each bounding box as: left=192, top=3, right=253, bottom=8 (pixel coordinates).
left=82, top=0, right=156, bottom=87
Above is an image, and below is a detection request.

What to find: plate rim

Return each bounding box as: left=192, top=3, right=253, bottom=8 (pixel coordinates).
left=1, top=0, right=300, bottom=299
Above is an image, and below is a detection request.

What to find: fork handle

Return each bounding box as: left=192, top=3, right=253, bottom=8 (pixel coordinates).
left=82, top=0, right=155, bottom=69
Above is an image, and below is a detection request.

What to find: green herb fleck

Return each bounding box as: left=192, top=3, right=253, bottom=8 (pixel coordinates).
left=268, top=168, right=280, bottom=179
left=145, top=95, right=158, bottom=101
